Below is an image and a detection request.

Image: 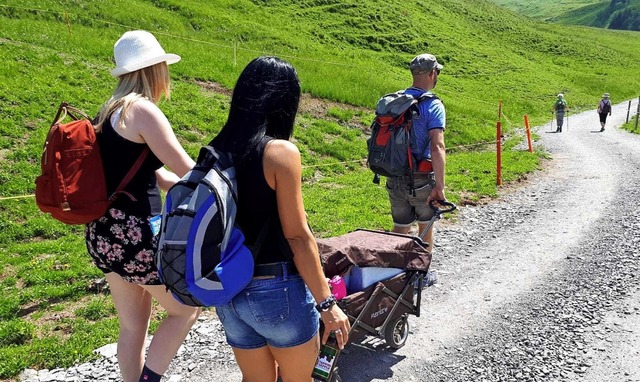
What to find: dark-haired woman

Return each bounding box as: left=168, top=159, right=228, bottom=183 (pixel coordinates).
left=210, top=56, right=350, bottom=382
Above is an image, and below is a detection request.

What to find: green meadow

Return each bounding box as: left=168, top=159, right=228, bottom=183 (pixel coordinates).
left=1, top=0, right=640, bottom=378
left=491, top=0, right=640, bottom=30
left=489, top=0, right=602, bottom=20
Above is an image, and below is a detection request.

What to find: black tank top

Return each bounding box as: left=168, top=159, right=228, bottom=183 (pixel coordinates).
left=235, top=137, right=294, bottom=264
left=98, top=113, right=163, bottom=216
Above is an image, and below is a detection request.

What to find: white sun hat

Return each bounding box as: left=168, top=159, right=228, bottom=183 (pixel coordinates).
left=110, top=30, right=181, bottom=77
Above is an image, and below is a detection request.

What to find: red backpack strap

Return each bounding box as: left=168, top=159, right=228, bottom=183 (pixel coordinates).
left=108, top=148, right=150, bottom=202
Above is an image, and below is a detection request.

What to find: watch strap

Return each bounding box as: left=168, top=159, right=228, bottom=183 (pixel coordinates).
left=315, top=295, right=337, bottom=312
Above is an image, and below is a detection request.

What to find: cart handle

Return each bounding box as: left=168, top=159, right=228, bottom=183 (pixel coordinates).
left=429, top=200, right=457, bottom=216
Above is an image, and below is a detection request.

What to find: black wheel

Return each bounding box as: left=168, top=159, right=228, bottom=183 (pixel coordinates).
left=384, top=314, right=409, bottom=349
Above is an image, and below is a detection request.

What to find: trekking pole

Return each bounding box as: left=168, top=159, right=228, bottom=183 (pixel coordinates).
left=566, top=110, right=569, bottom=132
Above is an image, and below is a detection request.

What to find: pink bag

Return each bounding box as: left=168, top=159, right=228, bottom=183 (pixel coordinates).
left=328, top=275, right=347, bottom=300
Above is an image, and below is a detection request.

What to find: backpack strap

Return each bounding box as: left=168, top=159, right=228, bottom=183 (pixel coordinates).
left=108, top=148, right=150, bottom=202
left=51, top=101, right=90, bottom=126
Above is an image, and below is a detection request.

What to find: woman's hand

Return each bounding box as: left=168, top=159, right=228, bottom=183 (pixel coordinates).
left=320, top=305, right=351, bottom=349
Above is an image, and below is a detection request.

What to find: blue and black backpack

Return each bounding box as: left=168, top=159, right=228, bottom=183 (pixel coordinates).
left=156, top=145, right=258, bottom=307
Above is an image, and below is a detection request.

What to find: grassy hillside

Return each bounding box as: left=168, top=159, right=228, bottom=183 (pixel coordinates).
left=1, top=0, right=640, bottom=378
left=491, top=0, right=640, bottom=30
left=557, top=0, right=640, bottom=30
left=489, top=0, right=601, bottom=20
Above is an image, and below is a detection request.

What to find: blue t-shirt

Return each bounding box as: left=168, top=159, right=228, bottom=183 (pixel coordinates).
left=404, top=87, right=446, bottom=160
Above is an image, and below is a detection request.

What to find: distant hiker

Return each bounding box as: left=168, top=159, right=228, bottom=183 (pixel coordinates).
left=209, top=56, right=350, bottom=381
left=597, top=93, right=612, bottom=132
left=385, top=53, right=447, bottom=254
left=85, top=30, right=200, bottom=382
left=552, top=93, right=568, bottom=133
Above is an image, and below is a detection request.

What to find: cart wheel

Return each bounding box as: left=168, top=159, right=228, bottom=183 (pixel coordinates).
left=384, top=314, right=409, bottom=349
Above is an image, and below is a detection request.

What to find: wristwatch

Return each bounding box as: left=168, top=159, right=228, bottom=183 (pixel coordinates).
left=315, top=295, right=337, bottom=312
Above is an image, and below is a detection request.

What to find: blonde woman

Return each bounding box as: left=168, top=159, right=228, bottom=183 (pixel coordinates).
left=85, top=30, right=200, bottom=382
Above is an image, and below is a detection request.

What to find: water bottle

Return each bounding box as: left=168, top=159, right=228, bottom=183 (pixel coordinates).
left=312, top=332, right=340, bottom=381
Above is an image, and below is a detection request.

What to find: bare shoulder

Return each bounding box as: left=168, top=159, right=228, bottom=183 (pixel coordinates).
left=265, top=139, right=300, bottom=159
left=128, top=98, right=164, bottom=119
left=125, top=98, right=170, bottom=136
left=264, top=139, right=301, bottom=172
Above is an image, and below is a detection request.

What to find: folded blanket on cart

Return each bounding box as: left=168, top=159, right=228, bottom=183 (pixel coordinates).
left=316, top=229, right=431, bottom=279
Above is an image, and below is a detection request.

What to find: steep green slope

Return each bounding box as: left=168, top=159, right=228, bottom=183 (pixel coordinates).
left=556, top=0, right=640, bottom=30
left=490, top=0, right=640, bottom=31
left=2, top=0, right=640, bottom=145
left=489, top=0, right=601, bottom=20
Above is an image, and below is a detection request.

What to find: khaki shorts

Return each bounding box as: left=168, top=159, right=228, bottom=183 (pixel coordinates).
left=386, top=174, right=436, bottom=227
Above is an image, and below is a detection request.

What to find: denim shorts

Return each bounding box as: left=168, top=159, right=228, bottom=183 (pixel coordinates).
left=215, top=269, right=320, bottom=349
left=386, top=173, right=436, bottom=226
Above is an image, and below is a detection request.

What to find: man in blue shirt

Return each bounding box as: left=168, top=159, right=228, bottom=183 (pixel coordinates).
left=386, top=53, right=447, bottom=257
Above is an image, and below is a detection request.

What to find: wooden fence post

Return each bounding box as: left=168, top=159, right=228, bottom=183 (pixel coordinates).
left=524, top=114, right=533, bottom=153
left=626, top=100, right=632, bottom=123
left=635, top=97, right=639, bottom=130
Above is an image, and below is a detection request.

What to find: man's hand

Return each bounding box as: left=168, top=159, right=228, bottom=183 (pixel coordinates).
left=427, top=185, right=446, bottom=204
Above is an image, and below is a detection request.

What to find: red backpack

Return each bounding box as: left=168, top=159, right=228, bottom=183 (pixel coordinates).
left=366, top=91, right=435, bottom=194
left=35, top=102, right=148, bottom=224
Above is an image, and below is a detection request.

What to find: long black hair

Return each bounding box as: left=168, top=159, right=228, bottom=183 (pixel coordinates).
left=210, top=56, right=301, bottom=163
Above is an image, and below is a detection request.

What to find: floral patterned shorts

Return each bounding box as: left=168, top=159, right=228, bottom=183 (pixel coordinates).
left=85, top=207, right=160, bottom=285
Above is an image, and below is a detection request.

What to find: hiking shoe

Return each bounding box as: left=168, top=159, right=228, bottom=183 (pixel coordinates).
left=423, top=271, right=438, bottom=287
left=600, top=127, right=605, bottom=132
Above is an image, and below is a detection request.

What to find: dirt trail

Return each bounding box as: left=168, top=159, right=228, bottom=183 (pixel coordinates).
left=333, top=99, right=640, bottom=381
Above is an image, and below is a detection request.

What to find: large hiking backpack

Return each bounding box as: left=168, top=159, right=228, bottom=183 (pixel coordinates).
left=156, top=145, right=257, bottom=307
left=366, top=91, right=434, bottom=192
left=35, top=102, right=148, bottom=225
left=555, top=99, right=566, bottom=111
left=601, top=99, right=612, bottom=114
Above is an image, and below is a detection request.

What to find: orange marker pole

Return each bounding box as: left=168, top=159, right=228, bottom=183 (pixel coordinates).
left=524, top=114, right=533, bottom=153
left=496, top=121, right=502, bottom=186
left=498, top=100, right=503, bottom=122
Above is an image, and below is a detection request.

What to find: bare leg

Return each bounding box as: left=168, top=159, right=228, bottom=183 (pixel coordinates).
left=270, top=335, right=320, bottom=382
left=392, top=225, right=411, bottom=234
left=417, top=223, right=434, bottom=252
left=105, top=273, right=152, bottom=382
left=231, top=345, right=278, bottom=382
left=141, top=284, right=201, bottom=375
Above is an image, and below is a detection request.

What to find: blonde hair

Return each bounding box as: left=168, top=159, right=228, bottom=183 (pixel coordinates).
left=95, top=62, right=171, bottom=132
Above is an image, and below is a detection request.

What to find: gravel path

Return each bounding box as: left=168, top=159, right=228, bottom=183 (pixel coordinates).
left=20, top=99, right=640, bottom=382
